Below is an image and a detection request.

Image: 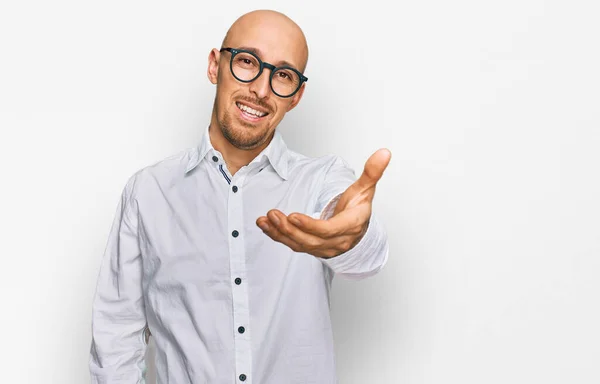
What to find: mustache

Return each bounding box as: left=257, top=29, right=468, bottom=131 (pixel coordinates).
left=236, top=96, right=273, bottom=114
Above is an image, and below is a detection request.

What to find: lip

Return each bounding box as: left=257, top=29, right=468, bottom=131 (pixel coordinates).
left=236, top=100, right=270, bottom=115
left=235, top=101, right=269, bottom=123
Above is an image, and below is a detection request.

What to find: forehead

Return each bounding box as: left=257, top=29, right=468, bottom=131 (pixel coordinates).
left=226, top=20, right=307, bottom=71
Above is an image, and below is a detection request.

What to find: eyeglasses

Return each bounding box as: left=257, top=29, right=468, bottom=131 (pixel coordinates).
left=219, top=47, right=308, bottom=98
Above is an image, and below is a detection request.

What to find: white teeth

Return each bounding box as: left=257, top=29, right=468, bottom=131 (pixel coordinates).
left=236, top=102, right=266, bottom=117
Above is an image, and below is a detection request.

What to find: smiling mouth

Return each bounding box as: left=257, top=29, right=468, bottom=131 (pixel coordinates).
left=236, top=101, right=269, bottom=119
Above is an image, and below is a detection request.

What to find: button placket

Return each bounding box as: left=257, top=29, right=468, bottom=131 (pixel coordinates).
left=211, top=152, right=234, bottom=185
left=228, top=171, right=252, bottom=383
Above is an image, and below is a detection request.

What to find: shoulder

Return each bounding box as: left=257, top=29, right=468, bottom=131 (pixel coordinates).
left=286, top=149, right=354, bottom=180
left=287, top=149, right=347, bottom=174
left=121, top=147, right=197, bottom=199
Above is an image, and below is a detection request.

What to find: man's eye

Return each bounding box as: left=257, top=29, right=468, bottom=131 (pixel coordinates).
left=236, top=57, right=256, bottom=66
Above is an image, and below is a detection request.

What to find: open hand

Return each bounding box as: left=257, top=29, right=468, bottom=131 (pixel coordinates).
left=256, top=148, right=391, bottom=258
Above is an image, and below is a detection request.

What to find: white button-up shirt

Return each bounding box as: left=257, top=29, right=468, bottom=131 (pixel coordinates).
left=89, top=125, right=389, bottom=384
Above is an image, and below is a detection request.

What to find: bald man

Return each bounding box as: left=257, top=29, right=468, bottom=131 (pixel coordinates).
left=89, top=9, right=391, bottom=384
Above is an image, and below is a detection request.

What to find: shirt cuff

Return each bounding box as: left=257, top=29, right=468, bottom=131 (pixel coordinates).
left=311, top=192, right=343, bottom=221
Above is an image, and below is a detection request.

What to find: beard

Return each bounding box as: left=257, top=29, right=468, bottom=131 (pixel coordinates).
left=218, top=102, right=272, bottom=150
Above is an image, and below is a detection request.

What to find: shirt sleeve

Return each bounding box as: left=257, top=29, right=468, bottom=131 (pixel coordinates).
left=89, top=173, right=149, bottom=383
left=311, top=155, right=389, bottom=280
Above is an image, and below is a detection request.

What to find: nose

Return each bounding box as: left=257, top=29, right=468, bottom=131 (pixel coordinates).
left=249, top=69, right=271, bottom=100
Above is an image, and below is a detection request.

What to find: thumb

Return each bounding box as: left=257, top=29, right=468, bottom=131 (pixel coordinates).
left=356, top=148, right=392, bottom=190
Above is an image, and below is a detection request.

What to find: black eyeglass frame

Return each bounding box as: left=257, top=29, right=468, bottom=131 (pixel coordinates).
left=219, top=47, right=308, bottom=98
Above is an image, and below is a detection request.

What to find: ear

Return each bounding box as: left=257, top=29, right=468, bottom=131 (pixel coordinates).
left=286, top=82, right=306, bottom=112
left=207, top=48, right=221, bottom=85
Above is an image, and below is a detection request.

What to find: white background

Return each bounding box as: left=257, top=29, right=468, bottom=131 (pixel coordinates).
left=1, top=0, right=599, bottom=383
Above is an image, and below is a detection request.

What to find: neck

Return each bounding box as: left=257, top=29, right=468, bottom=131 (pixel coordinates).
left=208, top=113, right=272, bottom=176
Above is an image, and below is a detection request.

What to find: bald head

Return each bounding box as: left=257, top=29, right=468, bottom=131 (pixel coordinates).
left=221, top=10, right=309, bottom=72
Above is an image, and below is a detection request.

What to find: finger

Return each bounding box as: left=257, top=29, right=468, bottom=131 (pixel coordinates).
left=266, top=210, right=326, bottom=252
left=325, top=202, right=371, bottom=234
left=355, top=148, right=391, bottom=191
left=259, top=214, right=306, bottom=252
left=288, top=203, right=371, bottom=238
left=286, top=212, right=339, bottom=238
left=261, top=213, right=359, bottom=258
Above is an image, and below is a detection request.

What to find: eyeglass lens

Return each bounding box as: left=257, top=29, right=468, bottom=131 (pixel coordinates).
left=231, top=52, right=301, bottom=97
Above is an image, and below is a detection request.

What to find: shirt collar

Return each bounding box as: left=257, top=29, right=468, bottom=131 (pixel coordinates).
left=185, top=125, right=289, bottom=180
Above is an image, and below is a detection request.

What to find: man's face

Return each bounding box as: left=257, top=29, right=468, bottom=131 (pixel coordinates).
left=207, top=14, right=308, bottom=150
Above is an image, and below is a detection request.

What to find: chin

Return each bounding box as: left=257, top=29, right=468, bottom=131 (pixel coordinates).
left=220, top=114, right=271, bottom=150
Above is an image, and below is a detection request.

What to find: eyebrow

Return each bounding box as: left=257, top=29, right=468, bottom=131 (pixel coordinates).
left=237, top=46, right=300, bottom=71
